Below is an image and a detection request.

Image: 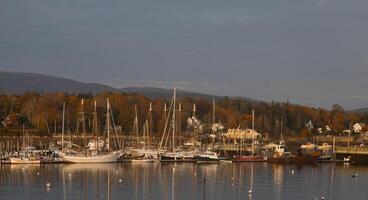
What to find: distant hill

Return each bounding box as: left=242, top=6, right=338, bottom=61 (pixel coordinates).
left=0, top=71, right=236, bottom=101
left=350, top=107, right=368, bottom=113
left=0, top=71, right=119, bottom=94
left=120, top=87, right=217, bottom=100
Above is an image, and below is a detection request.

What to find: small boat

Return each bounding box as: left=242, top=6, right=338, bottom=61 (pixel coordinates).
left=219, top=159, right=233, bottom=163
left=218, top=156, right=233, bottom=163
left=197, top=150, right=219, bottom=163
left=343, top=156, right=351, bottom=163
left=10, top=157, right=40, bottom=164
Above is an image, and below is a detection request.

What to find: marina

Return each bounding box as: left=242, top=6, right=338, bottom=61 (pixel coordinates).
left=0, top=89, right=358, bottom=165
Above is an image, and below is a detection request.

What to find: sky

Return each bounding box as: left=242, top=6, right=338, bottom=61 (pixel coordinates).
left=1, top=0, right=368, bottom=110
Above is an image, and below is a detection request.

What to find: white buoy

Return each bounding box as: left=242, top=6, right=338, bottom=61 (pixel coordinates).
left=46, top=182, right=51, bottom=188
left=248, top=190, right=252, bottom=195
left=321, top=197, right=325, bottom=200
left=37, top=172, right=40, bottom=176
left=291, top=170, right=295, bottom=175
left=118, top=178, right=122, bottom=183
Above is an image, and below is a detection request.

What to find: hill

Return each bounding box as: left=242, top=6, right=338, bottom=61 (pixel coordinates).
left=0, top=71, right=118, bottom=94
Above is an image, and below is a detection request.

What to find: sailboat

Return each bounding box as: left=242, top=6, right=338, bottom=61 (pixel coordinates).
left=234, top=110, right=266, bottom=162
left=159, top=88, right=196, bottom=161
left=61, top=99, right=121, bottom=163
left=10, top=125, right=41, bottom=164
left=131, top=102, right=157, bottom=163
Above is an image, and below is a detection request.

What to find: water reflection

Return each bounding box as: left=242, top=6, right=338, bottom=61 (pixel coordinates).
left=0, top=162, right=367, bottom=200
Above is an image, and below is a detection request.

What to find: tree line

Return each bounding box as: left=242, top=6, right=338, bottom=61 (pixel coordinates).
left=0, top=92, right=367, bottom=138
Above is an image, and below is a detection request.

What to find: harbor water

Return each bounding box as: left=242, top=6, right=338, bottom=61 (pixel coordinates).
left=0, top=162, right=366, bottom=200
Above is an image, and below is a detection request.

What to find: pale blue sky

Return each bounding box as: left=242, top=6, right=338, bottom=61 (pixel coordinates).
left=1, top=0, right=368, bottom=109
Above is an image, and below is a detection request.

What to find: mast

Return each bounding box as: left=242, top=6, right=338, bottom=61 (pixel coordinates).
left=80, top=99, right=86, bottom=152
left=92, top=100, right=99, bottom=152
left=193, top=103, right=197, bottom=143
left=213, top=99, right=215, bottom=124
left=212, top=98, right=215, bottom=134
left=106, top=98, right=110, bottom=152
left=178, top=103, right=182, bottom=145
left=172, top=88, right=176, bottom=152
left=134, top=105, right=139, bottom=145
left=149, top=102, right=153, bottom=146
left=164, top=103, right=167, bottom=129
left=251, top=109, right=255, bottom=156
left=62, top=102, right=65, bottom=151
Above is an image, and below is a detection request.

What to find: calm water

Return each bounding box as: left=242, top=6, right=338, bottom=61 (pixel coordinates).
left=0, top=162, right=366, bottom=200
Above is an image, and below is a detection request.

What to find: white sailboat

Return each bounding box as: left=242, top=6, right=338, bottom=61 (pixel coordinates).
left=131, top=102, right=158, bottom=162
left=159, top=88, right=197, bottom=161
left=61, top=99, right=121, bottom=163
left=10, top=156, right=40, bottom=164
left=10, top=125, right=41, bottom=164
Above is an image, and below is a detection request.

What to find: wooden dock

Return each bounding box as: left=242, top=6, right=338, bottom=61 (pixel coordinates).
left=335, top=146, right=368, bottom=155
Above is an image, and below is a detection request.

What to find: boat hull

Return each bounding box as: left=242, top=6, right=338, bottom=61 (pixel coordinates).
left=10, top=157, right=40, bottom=164
left=197, top=156, right=219, bottom=163
left=61, top=151, right=121, bottom=163
left=131, top=159, right=156, bottom=163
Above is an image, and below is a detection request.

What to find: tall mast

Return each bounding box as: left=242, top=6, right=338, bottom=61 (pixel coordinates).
left=252, top=109, right=255, bottom=130
left=61, top=102, right=65, bottom=151
left=212, top=98, right=215, bottom=125
left=193, top=103, right=197, bottom=142
left=164, top=103, right=167, bottom=128
left=81, top=99, right=86, bottom=151
left=172, top=88, right=176, bottom=152
left=147, top=102, right=153, bottom=146
left=134, top=105, right=139, bottom=144
left=178, top=103, right=182, bottom=145
left=92, top=100, right=99, bottom=152
left=252, top=109, right=255, bottom=156
left=106, top=98, right=110, bottom=152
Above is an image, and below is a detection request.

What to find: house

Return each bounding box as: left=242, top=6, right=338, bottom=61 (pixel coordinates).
left=223, top=128, right=261, bottom=140
left=353, top=123, right=366, bottom=133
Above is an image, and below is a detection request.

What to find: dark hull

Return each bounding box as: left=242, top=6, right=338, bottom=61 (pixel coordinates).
left=159, top=155, right=195, bottom=162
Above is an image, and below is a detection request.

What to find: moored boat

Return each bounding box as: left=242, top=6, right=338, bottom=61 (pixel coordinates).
left=197, top=150, right=219, bottom=163
left=61, top=151, right=121, bottom=163
left=10, top=157, right=40, bottom=164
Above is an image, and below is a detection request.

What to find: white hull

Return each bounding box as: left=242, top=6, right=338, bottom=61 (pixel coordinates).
left=62, top=151, right=121, bottom=163
left=131, top=159, right=156, bottom=163
left=10, top=157, right=40, bottom=164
